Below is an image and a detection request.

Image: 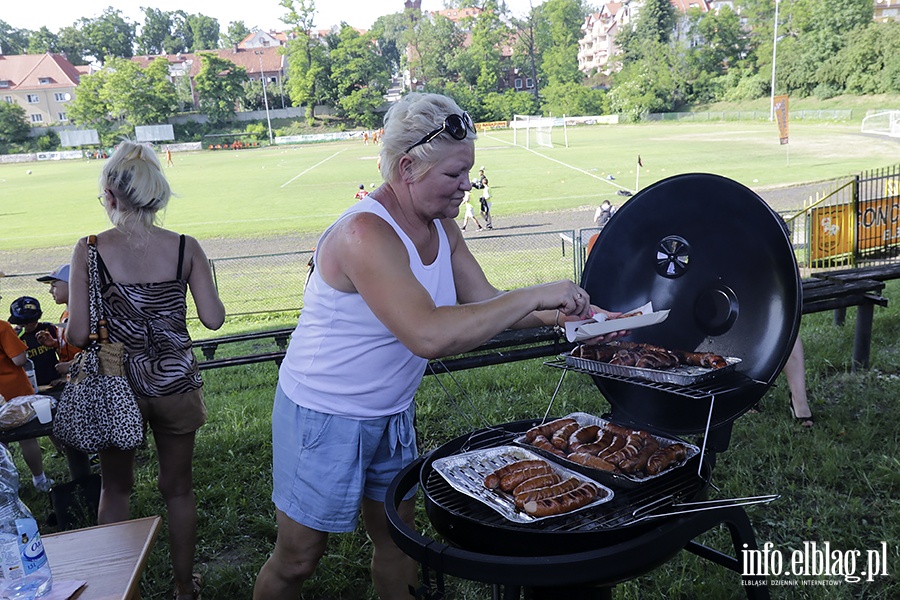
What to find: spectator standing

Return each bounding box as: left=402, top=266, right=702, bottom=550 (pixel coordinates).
left=478, top=172, right=493, bottom=230
left=66, top=141, right=225, bottom=600
left=0, top=317, right=55, bottom=492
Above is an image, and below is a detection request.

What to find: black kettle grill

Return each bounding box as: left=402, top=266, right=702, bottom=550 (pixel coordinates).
left=386, top=174, right=802, bottom=599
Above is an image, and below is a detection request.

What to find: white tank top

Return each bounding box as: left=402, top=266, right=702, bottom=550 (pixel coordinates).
left=278, top=197, right=457, bottom=418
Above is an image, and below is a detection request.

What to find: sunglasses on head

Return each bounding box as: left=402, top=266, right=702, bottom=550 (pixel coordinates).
left=406, top=112, right=476, bottom=153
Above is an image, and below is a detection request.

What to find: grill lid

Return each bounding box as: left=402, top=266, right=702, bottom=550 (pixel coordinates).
left=580, top=173, right=801, bottom=434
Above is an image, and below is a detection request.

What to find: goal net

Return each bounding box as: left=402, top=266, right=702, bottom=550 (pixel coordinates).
left=861, top=110, right=900, bottom=138
left=512, top=115, right=556, bottom=149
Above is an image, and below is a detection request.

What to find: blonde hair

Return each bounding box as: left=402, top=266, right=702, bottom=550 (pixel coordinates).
left=379, top=93, right=476, bottom=184
left=99, top=141, right=171, bottom=228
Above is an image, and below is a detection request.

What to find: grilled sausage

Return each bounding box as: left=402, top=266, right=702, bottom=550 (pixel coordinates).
left=646, top=443, right=688, bottom=475
left=604, top=433, right=644, bottom=466
left=523, top=482, right=601, bottom=517
left=568, top=425, right=601, bottom=448
left=530, top=434, right=567, bottom=457
left=512, top=472, right=563, bottom=496
left=603, top=422, right=637, bottom=438
left=499, top=463, right=554, bottom=492
left=674, top=350, right=728, bottom=369
left=551, top=421, right=580, bottom=449
left=596, top=435, right=627, bottom=460
left=567, top=452, right=619, bottom=472
left=523, top=418, right=578, bottom=443
left=484, top=459, right=546, bottom=490
left=514, top=477, right=580, bottom=510
left=618, top=437, right=660, bottom=474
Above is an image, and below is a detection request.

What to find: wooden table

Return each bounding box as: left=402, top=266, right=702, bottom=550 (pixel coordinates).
left=42, top=516, right=161, bottom=600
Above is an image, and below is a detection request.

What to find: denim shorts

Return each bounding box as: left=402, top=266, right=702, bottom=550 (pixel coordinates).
left=271, top=384, right=418, bottom=533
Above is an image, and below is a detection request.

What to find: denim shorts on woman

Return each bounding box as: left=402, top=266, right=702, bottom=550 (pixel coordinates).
left=271, top=384, right=418, bottom=533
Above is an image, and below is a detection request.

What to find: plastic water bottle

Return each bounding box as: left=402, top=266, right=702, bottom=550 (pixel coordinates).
left=22, top=360, right=37, bottom=395
left=0, top=446, right=52, bottom=599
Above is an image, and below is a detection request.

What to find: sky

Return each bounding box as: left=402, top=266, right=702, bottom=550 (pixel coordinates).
left=3, top=1, right=543, bottom=34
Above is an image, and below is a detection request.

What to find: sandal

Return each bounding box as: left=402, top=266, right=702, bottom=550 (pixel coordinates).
left=789, top=394, right=814, bottom=428
left=173, top=573, right=202, bottom=600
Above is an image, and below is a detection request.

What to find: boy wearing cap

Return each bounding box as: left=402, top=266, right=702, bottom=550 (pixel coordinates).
left=36, top=265, right=80, bottom=377
left=9, top=296, right=62, bottom=390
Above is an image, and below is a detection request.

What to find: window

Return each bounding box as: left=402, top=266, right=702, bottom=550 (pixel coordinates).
left=30, top=114, right=43, bottom=123
left=515, top=78, right=523, bottom=89
left=525, top=78, right=534, bottom=89
left=0, top=80, right=9, bottom=88
left=54, top=92, right=68, bottom=101
left=27, top=94, right=39, bottom=103
left=3, top=96, right=12, bottom=103
left=39, top=77, right=52, bottom=85
left=57, top=112, right=68, bottom=121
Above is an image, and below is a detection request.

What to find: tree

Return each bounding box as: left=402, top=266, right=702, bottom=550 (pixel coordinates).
left=329, top=26, right=390, bottom=125
left=617, top=0, right=677, bottom=64
left=280, top=0, right=325, bottom=120
left=136, top=8, right=171, bottom=55
left=102, top=57, right=178, bottom=130
left=26, top=27, right=60, bottom=54
left=80, top=8, right=136, bottom=61
left=68, top=69, right=112, bottom=128
left=221, top=21, right=251, bottom=49
left=193, top=53, right=248, bottom=125
left=0, top=20, right=29, bottom=55
left=56, top=25, right=90, bottom=65
left=0, top=102, right=30, bottom=150
left=369, top=13, right=408, bottom=75
left=540, top=81, right=607, bottom=116
left=462, top=2, right=509, bottom=94
left=188, top=14, right=220, bottom=51
left=533, top=0, right=586, bottom=87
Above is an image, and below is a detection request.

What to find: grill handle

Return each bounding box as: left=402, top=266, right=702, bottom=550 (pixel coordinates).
left=633, top=494, right=780, bottom=523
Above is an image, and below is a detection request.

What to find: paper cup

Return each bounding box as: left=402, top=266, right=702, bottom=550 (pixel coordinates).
left=32, top=397, right=53, bottom=424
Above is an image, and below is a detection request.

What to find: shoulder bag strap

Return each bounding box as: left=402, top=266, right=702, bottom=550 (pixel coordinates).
left=86, top=235, right=106, bottom=344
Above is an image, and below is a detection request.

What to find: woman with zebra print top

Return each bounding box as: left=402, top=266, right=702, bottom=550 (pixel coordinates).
left=67, top=141, right=225, bottom=600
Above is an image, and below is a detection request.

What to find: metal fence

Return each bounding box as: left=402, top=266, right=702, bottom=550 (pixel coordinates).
left=3, top=166, right=896, bottom=320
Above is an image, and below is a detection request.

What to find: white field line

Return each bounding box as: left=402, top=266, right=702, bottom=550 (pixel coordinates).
left=481, top=132, right=629, bottom=192
left=281, top=149, right=347, bottom=188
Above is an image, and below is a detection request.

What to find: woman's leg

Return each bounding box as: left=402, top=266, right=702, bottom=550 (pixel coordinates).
left=97, top=448, right=137, bottom=523
left=253, top=509, right=329, bottom=600
left=154, top=430, right=199, bottom=599
left=362, top=497, right=418, bottom=600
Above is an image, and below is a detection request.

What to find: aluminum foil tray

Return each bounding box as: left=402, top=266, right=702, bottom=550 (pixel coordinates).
left=565, top=354, right=741, bottom=386
left=514, top=412, right=701, bottom=488
left=431, top=445, right=614, bottom=524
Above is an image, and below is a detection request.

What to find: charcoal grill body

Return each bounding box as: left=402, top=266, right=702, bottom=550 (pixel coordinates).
left=386, top=174, right=798, bottom=599
left=385, top=421, right=769, bottom=600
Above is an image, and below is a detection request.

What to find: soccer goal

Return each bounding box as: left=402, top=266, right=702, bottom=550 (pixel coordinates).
left=512, top=115, right=568, bottom=149
left=861, top=110, right=900, bottom=139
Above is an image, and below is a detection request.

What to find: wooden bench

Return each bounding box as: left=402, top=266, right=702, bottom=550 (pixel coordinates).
left=801, top=276, right=887, bottom=370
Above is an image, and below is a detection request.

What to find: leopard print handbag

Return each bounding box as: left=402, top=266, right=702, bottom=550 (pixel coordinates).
left=53, top=236, right=144, bottom=454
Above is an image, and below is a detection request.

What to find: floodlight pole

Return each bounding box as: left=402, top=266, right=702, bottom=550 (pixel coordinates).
left=256, top=51, right=274, bottom=145
left=769, top=0, right=780, bottom=121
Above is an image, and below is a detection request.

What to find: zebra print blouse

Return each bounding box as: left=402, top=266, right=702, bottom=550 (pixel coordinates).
left=96, top=235, right=202, bottom=398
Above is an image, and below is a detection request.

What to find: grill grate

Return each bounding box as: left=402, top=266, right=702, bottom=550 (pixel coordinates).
left=544, top=358, right=764, bottom=400
left=423, top=429, right=708, bottom=534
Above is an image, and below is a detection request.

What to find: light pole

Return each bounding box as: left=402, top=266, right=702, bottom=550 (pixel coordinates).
left=769, top=0, right=781, bottom=121
left=255, top=50, right=274, bottom=144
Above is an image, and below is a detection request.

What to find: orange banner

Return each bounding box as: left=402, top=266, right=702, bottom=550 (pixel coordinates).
left=810, top=204, right=852, bottom=261
left=773, top=95, right=789, bottom=145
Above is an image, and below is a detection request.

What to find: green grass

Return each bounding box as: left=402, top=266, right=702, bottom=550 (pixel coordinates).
left=11, top=281, right=900, bottom=599
left=2, top=119, right=898, bottom=253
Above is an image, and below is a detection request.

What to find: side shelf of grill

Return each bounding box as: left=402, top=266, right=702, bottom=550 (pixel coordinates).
left=543, top=358, right=767, bottom=401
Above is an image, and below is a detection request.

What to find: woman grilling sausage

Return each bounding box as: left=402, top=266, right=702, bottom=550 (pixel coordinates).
left=253, top=92, right=626, bottom=599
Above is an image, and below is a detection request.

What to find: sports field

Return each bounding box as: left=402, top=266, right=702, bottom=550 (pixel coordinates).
left=1, top=120, right=896, bottom=254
